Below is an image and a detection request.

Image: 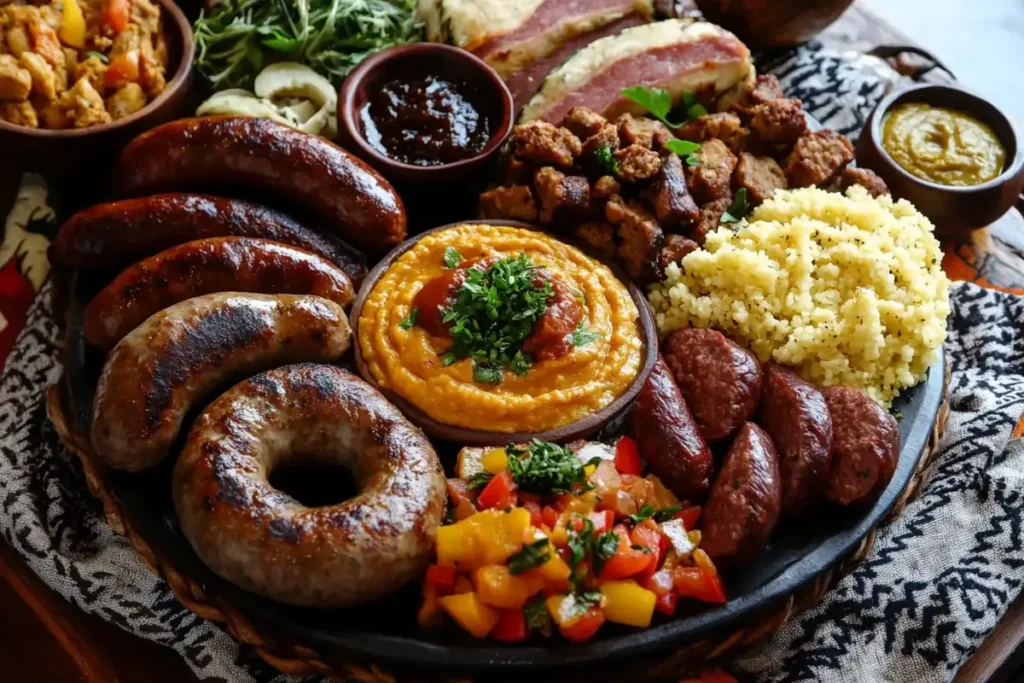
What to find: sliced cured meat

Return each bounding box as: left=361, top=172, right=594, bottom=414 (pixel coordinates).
left=521, top=20, right=753, bottom=125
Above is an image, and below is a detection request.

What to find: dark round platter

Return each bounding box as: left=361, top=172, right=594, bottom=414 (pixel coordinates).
left=60, top=263, right=947, bottom=680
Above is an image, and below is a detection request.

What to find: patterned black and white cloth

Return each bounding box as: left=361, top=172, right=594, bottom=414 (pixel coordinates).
left=1, top=43, right=1022, bottom=683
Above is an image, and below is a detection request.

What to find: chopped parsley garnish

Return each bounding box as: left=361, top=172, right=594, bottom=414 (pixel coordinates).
left=466, top=471, right=494, bottom=491
left=572, top=322, right=602, bottom=348
left=508, top=538, right=552, bottom=575
left=566, top=590, right=604, bottom=620
left=591, top=530, right=620, bottom=575
left=663, top=138, right=702, bottom=167
left=524, top=594, right=552, bottom=636
left=398, top=307, right=418, bottom=330
left=567, top=517, right=595, bottom=567
left=628, top=503, right=682, bottom=526
left=443, top=246, right=464, bottom=269
left=593, top=145, right=619, bottom=175
left=681, top=91, right=708, bottom=120
left=621, top=85, right=707, bottom=127
left=441, top=253, right=553, bottom=385
left=721, top=187, right=750, bottom=224
left=506, top=440, right=595, bottom=494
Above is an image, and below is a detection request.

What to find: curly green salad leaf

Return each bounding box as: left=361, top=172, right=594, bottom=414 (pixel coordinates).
left=194, top=0, right=423, bottom=90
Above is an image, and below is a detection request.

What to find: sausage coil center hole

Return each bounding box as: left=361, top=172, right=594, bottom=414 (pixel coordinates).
left=268, top=463, right=360, bottom=508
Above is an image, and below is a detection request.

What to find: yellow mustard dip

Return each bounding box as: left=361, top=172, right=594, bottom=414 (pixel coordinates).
left=882, top=103, right=1006, bottom=186
left=357, top=224, right=643, bottom=433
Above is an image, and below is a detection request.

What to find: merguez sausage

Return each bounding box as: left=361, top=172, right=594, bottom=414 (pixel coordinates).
left=632, top=357, right=713, bottom=500
left=50, top=193, right=368, bottom=285
left=82, top=237, right=355, bottom=351
left=700, top=423, right=782, bottom=569
left=662, top=328, right=763, bottom=442
left=823, top=386, right=899, bottom=506
left=112, top=117, right=407, bottom=255
left=756, top=363, right=833, bottom=516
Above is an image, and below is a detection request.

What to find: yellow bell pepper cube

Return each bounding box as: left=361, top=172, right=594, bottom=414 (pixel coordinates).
left=599, top=580, right=656, bottom=628
left=565, top=491, right=599, bottom=516
left=58, top=0, right=86, bottom=48
left=438, top=592, right=501, bottom=638
left=584, top=463, right=597, bottom=478
left=481, top=448, right=508, bottom=474
left=473, top=565, right=533, bottom=609
left=435, top=508, right=532, bottom=569
left=534, top=551, right=571, bottom=584
left=545, top=592, right=605, bottom=628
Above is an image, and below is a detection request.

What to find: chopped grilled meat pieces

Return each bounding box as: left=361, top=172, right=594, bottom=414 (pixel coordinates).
left=510, top=121, right=582, bottom=168
left=563, top=106, right=608, bottom=140
left=784, top=130, right=855, bottom=188
left=606, top=195, right=663, bottom=283
left=617, top=113, right=674, bottom=150
left=833, top=167, right=890, bottom=197
left=749, top=74, right=784, bottom=105
left=747, top=98, right=806, bottom=146
left=534, top=167, right=590, bottom=223
left=692, top=195, right=732, bottom=245
left=685, top=138, right=737, bottom=203
left=734, top=153, right=788, bottom=205
left=615, top=144, right=662, bottom=183
left=499, top=153, right=534, bottom=185
left=659, top=233, right=699, bottom=272
left=647, top=151, right=700, bottom=228
left=676, top=112, right=748, bottom=154
left=593, top=175, right=621, bottom=201
left=573, top=221, right=618, bottom=260
left=478, top=185, right=538, bottom=222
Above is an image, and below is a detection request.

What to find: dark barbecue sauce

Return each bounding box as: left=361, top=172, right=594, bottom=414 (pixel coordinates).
left=360, top=75, right=492, bottom=166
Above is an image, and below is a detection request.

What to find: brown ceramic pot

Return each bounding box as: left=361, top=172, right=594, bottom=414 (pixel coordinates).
left=694, top=0, right=855, bottom=47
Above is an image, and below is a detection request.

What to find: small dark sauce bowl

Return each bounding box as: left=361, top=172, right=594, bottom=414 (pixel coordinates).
left=338, top=44, right=514, bottom=189
left=857, top=84, right=1024, bottom=238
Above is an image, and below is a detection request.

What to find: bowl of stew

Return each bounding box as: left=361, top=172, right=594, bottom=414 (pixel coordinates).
left=857, top=84, right=1024, bottom=237
left=337, top=43, right=514, bottom=188
left=0, top=0, right=193, bottom=178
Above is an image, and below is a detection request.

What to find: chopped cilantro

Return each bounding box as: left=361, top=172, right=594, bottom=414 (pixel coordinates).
left=721, top=188, right=750, bottom=224
left=621, top=85, right=707, bottom=128
left=398, top=307, right=418, bottom=330
left=572, top=322, right=602, bottom=348
left=508, top=538, right=552, bottom=575
left=466, top=471, right=494, bottom=491
left=566, top=590, right=604, bottom=620
left=663, top=138, right=702, bottom=167
left=591, top=531, right=620, bottom=575
left=524, top=594, right=551, bottom=636
left=682, top=91, right=708, bottom=120
left=628, top=503, right=683, bottom=526
left=443, top=246, right=464, bottom=269
left=593, top=145, right=619, bottom=175
left=567, top=516, right=595, bottom=567
left=506, top=440, right=592, bottom=494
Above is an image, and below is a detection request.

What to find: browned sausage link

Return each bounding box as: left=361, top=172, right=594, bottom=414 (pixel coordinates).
left=823, top=386, right=899, bottom=506
left=662, top=328, right=763, bottom=442
left=756, top=362, right=833, bottom=516
left=700, top=422, right=782, bottom=569
left=112, top=117, right=407, bottom=255
left=83, top=237, right=356, bottom=351
left=632, top=357, right=713, bottom=500
left=50, top=193, right=368, bottom=284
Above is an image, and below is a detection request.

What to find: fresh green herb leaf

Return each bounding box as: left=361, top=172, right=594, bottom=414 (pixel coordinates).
left=398, top=307, right=418, bottom=330
left=663, top=139, right=701, bottom=156
left=261, top=30, right=300, bottom=53
left=441, top=352, right=459, bottom=367
left=84, top=50, right=108, bottom=64
left=443, top=246, right=464, bottom=269
left=565, top=590, right=604, bottom=620
left=720, top=188, right=750, bottom=224
left=506, top=440, right=592, bottom=494
left=591, top=531, right=620, bottom=575
left=684, top=154, right=701, bottom=166
left=572, top=322, right=602, bottom=348
left=508, top=538, right=553, bottom=575
left=593, top=145, right=619, bottom=175
left=441, top=253, right=553, bottom=385
left=628, top=503, right=683, bottom=526
left=622, top=85, right=678, bottom=127
left=681, top=91, right=708, bottom=120
left=567, top=516, right=595, bottom=567
left=654, top=505, right=683, bottom=522
left=466, top=471, right=494, bottom=491
left=524, top=594, right=552, bottom=636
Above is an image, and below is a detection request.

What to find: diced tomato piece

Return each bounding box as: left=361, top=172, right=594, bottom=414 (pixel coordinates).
left=677, top=505, right=702, bottom=530
left=559, top=607, right=604, bottom=642
left=425, top=564, right=457, bottom=593
left=700, top=569, right=727, bottom=603
left=630, top=521, right=663, bottom=583
left=105, top=49, right=139, bottom=89
left=654, top=591, right=678, bottom=616
left=518, top=492, right=542, bottom=506
left=599, top=525, right=652, bottom=580
left=614, top=436, right=643, bottom=475
left=672, top=566, right=727, bottom=604
left=589, top=510, right=615, bottom=534
left=491, top=608, right=528, bottom=642
left=476, top=470, right=516, bottom=510
left=522, top=498, right=543, bottom=527
left=104, top=0, right=130, bottom=33
left=541, top=505, right=560, bottom=528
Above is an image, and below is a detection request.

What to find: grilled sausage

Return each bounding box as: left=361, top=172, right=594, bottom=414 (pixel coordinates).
left=756, top=363, right=833, bottom=516
left=91, top=293, right=352, bottom=472
left=173, top=363, right=447, bottom=607
left=83, top=237, right=355, bottom=351
left=50, top=193, right=367, bottom=284
left=662, top=328, right=763, bottom=442
left=700, top=422, right=782, bottom=569
left=113, top=117, right=407, bottom=254
left=632, top=357, right=713, bottom=500
left=823, top=386, right=899, bottom=506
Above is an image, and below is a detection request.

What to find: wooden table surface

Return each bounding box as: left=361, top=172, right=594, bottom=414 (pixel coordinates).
left=2, top=3, right=1023, bottom=682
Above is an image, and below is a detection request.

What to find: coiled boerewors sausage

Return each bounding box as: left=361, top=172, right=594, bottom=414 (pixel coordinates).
left=632, top=357, right=713, bottom=500
left=91, top=293, right=351, bottom=472
left=173, top=363, right=447, bottom=607
left=757, top=363, right=833, bottom=516
left=823, top=386, right=899, bottom=506
left=662, top=328, right=763, bottom=442
left=83, top=237, right=355, bottom=351
left=700, top=422, right=781, bottom=569
left=50, top=193, right=367, bottom=284
left=113, top=117, right=407, bottom=254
